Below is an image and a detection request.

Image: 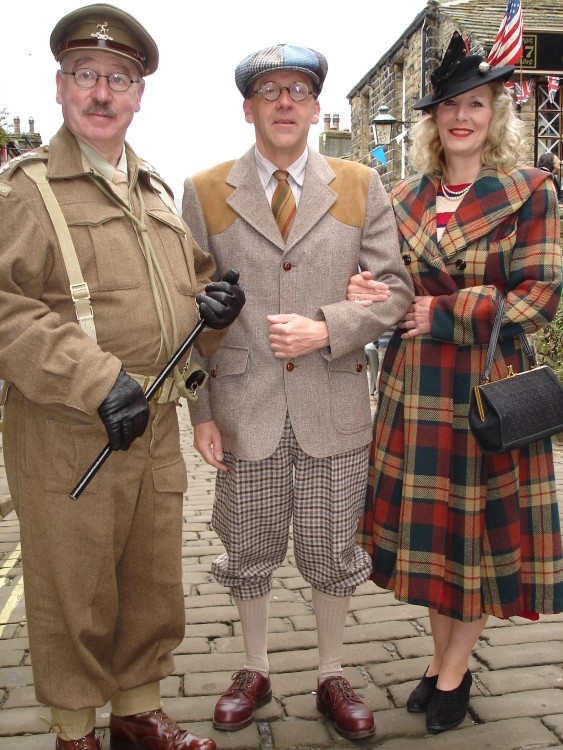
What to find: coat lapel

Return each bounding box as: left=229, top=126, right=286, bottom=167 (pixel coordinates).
left=285, top=151, right=337, bottom=249
left=226, top=148, right=284, bottom=248
left=394, top=167, right=547, bottom=270
left=439, top=167, right=545, bottom=256
left=225, top=148, right=337, bottom=251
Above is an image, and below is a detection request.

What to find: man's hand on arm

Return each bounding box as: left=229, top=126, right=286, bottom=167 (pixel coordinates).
left=197, top=269, right=245, bottom=330
left=194, top=420, right=227, bottom=471
left=267, top=314, right=329, bottom=358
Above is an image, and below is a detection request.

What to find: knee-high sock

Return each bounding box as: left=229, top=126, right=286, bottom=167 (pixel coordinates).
left=111, top=681, right=161, bottom=716
left=312, top=587, right=350, bottom=684
left=236, top=594, right=270, bottom=676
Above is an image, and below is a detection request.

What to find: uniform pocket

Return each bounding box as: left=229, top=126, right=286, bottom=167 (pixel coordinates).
left=42, top=419, right=102, bottom=496
left=65, top=204, right=143, bottom=291
left=147, top=208, right=197, bottom=296
left=150, top=456, right=187, bottom=585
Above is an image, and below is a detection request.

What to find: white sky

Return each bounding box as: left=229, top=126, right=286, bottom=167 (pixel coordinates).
left=1, top=0, right=427, bottom=200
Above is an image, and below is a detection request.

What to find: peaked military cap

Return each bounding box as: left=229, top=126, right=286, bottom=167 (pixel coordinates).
left=50, top=3, right=159, bottom=76
left=414, top=32, right=514, bottom=111
left=235, top=44, right=328, bottom=97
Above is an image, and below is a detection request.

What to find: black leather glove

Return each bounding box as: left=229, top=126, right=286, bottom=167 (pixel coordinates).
left=98, top=370, right=149, bottom=451
left=196, top=269, right=245, bottom=330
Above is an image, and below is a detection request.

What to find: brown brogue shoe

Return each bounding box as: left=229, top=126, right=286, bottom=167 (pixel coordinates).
left=109, top=709, right=216, bottom=749
left=213, top=669, right=272, bottom=731
left=55, top=730, right=100, bottom=749
left=316, top=676, right=375, bottom=740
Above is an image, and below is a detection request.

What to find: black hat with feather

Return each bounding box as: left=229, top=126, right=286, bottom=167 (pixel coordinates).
left=413, top=32, right=515, bottom=111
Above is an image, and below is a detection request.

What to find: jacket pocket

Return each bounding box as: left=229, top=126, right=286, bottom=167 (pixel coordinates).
left=208, top=345, right=250, bottom=439
left=328, top=352, right=372, bottom=433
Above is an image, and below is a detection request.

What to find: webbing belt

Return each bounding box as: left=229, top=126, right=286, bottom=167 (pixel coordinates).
left=21, top=160, right=97, bottom=342
left=128, top=373, right=179, bottom=403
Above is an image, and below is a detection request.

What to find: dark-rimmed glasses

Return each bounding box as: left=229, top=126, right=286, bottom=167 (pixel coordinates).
left=62, top=68, right=141, bottom=92
left=251, top=81, right=314, bottom=102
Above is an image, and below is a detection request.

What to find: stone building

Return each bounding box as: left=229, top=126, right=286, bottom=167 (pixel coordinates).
left=346, top=0, right=563, bottom=190
left=0, top=116, right=42, bottom=166
left=318, top=113, right=351, bottom=159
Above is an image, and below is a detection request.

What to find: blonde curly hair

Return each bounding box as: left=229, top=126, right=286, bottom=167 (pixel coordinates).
left=409, top=81, right=526, bottom=176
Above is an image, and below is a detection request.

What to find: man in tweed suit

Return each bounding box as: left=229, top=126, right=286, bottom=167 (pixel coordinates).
left=182, top=44, right=413, bottom=740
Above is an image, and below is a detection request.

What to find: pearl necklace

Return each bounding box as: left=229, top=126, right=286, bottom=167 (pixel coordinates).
left=440, top=179, right=472, bottom=201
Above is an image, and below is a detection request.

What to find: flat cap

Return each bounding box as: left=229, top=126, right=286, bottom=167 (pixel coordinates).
left=235, top=44, right=328, bottom=97
left=50, top=3, right=159, bottom=76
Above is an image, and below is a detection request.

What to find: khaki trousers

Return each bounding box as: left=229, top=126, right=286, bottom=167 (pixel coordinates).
left=4, top=391, right=187, bottom=709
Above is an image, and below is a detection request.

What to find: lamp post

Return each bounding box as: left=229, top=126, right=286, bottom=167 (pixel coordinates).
left=370, top=104, right=398, bottom=147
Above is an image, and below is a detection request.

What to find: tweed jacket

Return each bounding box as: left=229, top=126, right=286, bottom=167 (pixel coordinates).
left=359, top=166, right=563, bottom=621
left=183, top=147, right=414, bottom=460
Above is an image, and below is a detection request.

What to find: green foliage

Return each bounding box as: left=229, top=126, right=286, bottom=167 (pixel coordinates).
left=536, top=300, right=563, bottom=381
left=0, top=108, right=9, bottom=147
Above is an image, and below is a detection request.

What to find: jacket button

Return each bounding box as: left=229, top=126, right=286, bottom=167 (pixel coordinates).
left=283, top=262, right=292, bottom=271
left=286, top=362, right=295, bottom=371
left=402, top=254, right=412, bottom=265
left=356, top=363, right=364, bottom=372
left=210, top=369, right=218, bottom=378
left=455, top=259, right=467, bottom=269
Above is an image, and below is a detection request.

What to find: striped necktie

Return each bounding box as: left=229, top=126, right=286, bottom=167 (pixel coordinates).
left=272, top=170, right=296, bottom=241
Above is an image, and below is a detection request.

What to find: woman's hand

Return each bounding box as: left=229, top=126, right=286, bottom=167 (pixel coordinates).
left=346, top=270, right=390, bottom=307
left=398, top=296, right=433, bottom=338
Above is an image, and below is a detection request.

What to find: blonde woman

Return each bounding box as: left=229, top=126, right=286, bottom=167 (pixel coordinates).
left=349, top=32, right=563, bottom=733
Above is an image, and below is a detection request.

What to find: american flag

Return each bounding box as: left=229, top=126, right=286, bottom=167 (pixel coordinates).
left=548, top=76, right=560, bottom=104
left=486, top=0, right=523, bottom=67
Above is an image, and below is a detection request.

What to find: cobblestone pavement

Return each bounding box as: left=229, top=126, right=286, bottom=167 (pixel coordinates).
left=1, top=407, right=562, bottom=749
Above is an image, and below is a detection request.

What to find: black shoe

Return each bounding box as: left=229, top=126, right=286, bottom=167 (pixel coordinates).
left=406, top=670, right=438, bottom=713
left=426, top=670, right=472, bottom=732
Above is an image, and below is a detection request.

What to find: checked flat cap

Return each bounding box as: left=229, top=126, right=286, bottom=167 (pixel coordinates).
left=235, top=43, right=328, bottom=97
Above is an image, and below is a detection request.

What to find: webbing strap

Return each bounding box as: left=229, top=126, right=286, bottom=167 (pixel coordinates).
left=20, top=160, right=97, bottom=342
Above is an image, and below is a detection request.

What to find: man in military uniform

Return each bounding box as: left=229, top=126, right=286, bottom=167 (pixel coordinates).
left=0, top=4, right=244, bottom=749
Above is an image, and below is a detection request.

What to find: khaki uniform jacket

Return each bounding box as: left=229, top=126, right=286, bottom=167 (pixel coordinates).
left=0, top=125, right=223, bottom=413
left=183, top=147, right=414, bottom=460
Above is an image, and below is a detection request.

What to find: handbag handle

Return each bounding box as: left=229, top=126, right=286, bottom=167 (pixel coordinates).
left=480, top=294, right=537, bottom=383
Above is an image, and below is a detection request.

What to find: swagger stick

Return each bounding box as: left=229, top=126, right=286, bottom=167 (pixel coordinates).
left=70, top=319, right=206, bottom=500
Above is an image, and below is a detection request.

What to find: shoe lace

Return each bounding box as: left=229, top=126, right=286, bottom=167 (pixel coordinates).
left=148, top=710, right=181, bottom=738
left=227, top=670, right=259, bottom=695
left=323, top=676, right=360, bottom=703
left=71, top=736, right=95, bottom=749
left=150, top=709, right=172, bottom=725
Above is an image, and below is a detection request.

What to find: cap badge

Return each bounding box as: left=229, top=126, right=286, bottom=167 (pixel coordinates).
left=91, top=22, right=113, bottom=42
left=478, top=61, right=491, bottom=74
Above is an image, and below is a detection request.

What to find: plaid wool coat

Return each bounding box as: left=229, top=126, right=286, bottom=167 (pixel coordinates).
left=358, top=166, right=563, bottom=622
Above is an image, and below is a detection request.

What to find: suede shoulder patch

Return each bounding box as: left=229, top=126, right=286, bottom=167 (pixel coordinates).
left=191, top=162, right=238, bottom=236
left=325, top=158, right=371, bottom=228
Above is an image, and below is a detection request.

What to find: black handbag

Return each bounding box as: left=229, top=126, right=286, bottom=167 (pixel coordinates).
left=468, top=296, right=563, bottom=455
